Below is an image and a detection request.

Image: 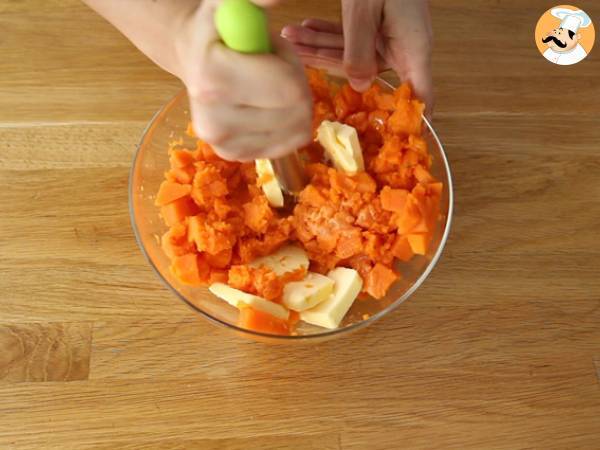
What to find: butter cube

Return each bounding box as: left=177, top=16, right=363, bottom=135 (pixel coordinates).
left=209, top=283, right=289, bottom=320
left=300, top=267, right=362, bottom=329
left=249, top=245, right=309, bottom=276
left=282, top=272, right=335, bottom=312
left=255, top=158, right=284, bottom=208
left=316, top=121, right=364, bottom=174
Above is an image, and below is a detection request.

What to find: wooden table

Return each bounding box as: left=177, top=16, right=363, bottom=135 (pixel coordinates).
left=1, top=1, right=599, bottom=448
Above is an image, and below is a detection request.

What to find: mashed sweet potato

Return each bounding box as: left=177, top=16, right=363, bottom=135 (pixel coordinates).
left=156, top=69, right=442, bottom=300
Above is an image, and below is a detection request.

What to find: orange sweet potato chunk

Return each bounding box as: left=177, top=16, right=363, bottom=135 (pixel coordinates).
left=391, top=235, right=414, bottom=262
left=155, top=181, right=192, bottom=206
left=395, top=193, right=423, bottom=235
left=306, top=67, right=332, bottom=101
left=161, top=223, right=195, bottom=260
left=238, top=306, right=290, bottom=335
left=394, top=83, right=412, bottom=103
left=353, top=172, right=377, bottom=193
left=228, top=265, right=254, bottom=293
left=166, top=166, right=196, bottom=184
left=161, top=196, right=198, bottom=226
left=414, top=164, right=434, bottom=184
left=345, top=111, right=368, bottom=133
left=298, top=184, right=327, bottom=207
left=188, top=215, right=236, bottom=255
left=368, top=109, right=389, bottom=134
left=252, top=267, right=284, bottom=301
left=376, top=92, right=395, bottom=111
left=407, top=233, right=432, bottom=256
left=365, top=263, right=399, bottom=299
left=169, top=149, right=195, bottom=168
left=334, top=84, right=362, bottom=119
left=243, top=195, right=274, bottom=234
left=388, top=99, right=425, bottom=136
left=228, top=264, right=304, bottom=302
left=335, top=228, right=363, bottom=259
left=205, top=248, right=233, bottom=269
left=191, top=163, right=228, bottom=207
left=380, top=186, right=409, bottom=212
left=362, top=84, right=382, bottom=110
left=171, top=253, right=208, bottom=286
left=208, top=269, right=229, bottom=284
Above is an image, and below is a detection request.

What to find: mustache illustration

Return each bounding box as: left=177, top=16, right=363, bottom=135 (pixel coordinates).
left=542, top=35, right=567, bottom=48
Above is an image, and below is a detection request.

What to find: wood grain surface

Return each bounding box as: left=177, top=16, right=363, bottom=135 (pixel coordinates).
left=1, top=0, right=600, bottom=449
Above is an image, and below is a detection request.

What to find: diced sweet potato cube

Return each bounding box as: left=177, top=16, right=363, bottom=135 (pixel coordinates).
left=365, top=263, right=399, bottom=299
left=169, top=149, right=195, bottom=168
left=171, top=253, right=207, bottom=286
left=155, top=181, right=192, bottom=206
left=380, top=186, right=409, bottom=212
left=160, top=196, right=198, bottom=226
left=391, top=235, right=414, bottom=262
left=388, top=99, right=424, bottom=136
left=239, top=306, right=290, bottom=335
left=407, top=233, right=432, bottom=255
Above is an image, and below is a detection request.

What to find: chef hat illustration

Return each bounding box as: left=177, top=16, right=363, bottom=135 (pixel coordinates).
left=551, top=8, right=592, bottom=34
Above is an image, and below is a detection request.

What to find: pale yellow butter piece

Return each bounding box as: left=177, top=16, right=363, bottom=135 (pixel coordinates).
left=316, top=120, right=364, bottom=174
left=255, top=158, right=284, bottom=208
left=209, top=283, right=289, bottom=320
left=282, top=272, right=335, bottom=312
left=249, top=245, right=309, bottom=276
left=300, top=267, right=362, bottom=329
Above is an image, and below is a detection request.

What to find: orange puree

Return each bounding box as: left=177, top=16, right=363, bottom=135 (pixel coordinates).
left=156, top=68, right=442, bottom=301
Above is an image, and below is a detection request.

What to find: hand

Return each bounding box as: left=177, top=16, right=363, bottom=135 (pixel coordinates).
left=281, top=0, right=433, bottom=115
left=83, top=0, right=312, bottom=162
left=176, top=0, right=313, bottom=161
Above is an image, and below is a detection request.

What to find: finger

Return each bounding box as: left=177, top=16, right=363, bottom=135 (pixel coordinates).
left=342, top=0, right=382, bottom=91
left=211, top=133, right=273, bottom=162
left=293, top=44, right=390, bottom=79
left=390, top=45, right=433, bottom=119
left=261, top=127, right=313, bottom=159
left=187, top=0, right=221, bottom=49
left=381, top=0, right=434, bottom=117
left=197, top=44, right=305, bottom=108
left=405, top=61, right=434, bottom=119
left=212, top=124, right=312, bottom=161
left=389, top=49, right=434, bottom=118
left=269, top=32, right=314, bottom=98
left=192, top=102, right=310, bottom=141
left=281, top=25, right=344, bottom=48
left=301, top=18, right=343, bottom=34
left=270, top=31, right=308, bottom=71
left=293, top=45, right=344, bottom=62
left=211, top=103, right=312, bottom=161
left=293, top=45, right=346, bottom=76
left=185, top=2, right=307, bottom=109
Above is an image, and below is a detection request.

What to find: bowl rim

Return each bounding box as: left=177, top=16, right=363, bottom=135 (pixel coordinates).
left=129, top=78, right=454, bottom=341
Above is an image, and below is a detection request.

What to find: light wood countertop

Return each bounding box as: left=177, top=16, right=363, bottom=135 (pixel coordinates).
left=1, top=1, right=599, bottom=448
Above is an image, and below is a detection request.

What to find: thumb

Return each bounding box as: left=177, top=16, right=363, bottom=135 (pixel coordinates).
left=406, top=62, right=434, bottom=120
left=342, top=0, right=383, bottom=91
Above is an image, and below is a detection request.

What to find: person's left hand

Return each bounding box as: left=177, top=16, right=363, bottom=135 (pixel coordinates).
left=281, top=0, right=434, bottom=115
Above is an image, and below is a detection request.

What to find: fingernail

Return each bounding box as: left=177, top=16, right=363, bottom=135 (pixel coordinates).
left=280, top=26, right=292, bottom=38
left=349, top=77, right=373, bottom=92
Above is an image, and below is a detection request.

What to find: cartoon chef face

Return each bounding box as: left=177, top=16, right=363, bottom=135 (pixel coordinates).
left=542, top=27, right=581, bottom=52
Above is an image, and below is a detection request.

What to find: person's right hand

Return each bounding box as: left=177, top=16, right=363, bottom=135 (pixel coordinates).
left=174, top=0, right=313, bottom=161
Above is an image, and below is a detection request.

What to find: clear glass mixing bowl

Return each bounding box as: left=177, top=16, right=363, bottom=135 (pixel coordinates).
left=129, top=69, right=453, bottom=343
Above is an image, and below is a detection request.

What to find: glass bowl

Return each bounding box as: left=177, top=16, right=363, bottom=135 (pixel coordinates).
left=129, top=69, right=453, bottom=343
